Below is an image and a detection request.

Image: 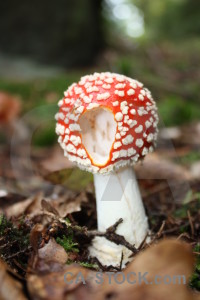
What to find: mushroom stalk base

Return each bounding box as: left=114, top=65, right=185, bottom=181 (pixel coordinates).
left=89, top=166, right=149, bottom=268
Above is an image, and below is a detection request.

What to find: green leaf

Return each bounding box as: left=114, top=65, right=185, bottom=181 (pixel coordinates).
left=56, top=234, right=79, bottom=253
left=46, top=168, right=93, bottom=191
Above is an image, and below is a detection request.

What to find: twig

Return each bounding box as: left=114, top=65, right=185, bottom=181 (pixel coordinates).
left=187, top=210, right=194, bottom=237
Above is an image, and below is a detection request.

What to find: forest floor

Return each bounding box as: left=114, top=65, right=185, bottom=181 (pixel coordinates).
left=0, top=117, right=200, bottom=299
left=0, top=41, right=200, bottom=298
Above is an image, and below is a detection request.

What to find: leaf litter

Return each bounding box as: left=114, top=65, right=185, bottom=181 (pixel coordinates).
left=0, top=121, right=200, bottom=299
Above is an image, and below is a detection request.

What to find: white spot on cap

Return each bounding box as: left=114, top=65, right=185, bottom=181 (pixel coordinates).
left=56, top=124, right=65, bottom=135
left=65, top=128, right=70, bottom=134
left=55, top=113, right=59, bottom=121
left=130, top=82, right=137, bottom=89
left=145, top=120, right=151, bottom=129
left=128, top=120, right=137, bottom=128
left=127, top=148, right=136, bottom=156
left=70, top=135, right=81, bottom=146
left=85, top=82, right=92, bottom=88
left=139, top=94, right=144, bottom=101
left=138, top=108, right=148, bottom=116
left=95, top=80, right=103, bottom=85
left=137, top=81, right=143, bottom=88
left=64, top=98, right=71, bottom=104
left=143, top=133, right=147, bottom=138
left=122, top=107, right=129, bottom=115
left=112, top=101, right=119, bottom=106
left=112, top=151, right=120, bottom=161
left=142, top=147, right=149, bottom=156
left=69, top=114, right=79, bottom=121
left=127, top=89, right=135, bottom=96
left=116, top=76, right=125, bottom=82
left=119, top=149, right=127, bottom=157
left=104, top=77, right=113, bottom=84
left=88, top=75, right=96, bottom=82
left=114, top=141, right=122, bottom=149
left=102, top=84, right=111, bottom=89
left=76, top=106, right=84, bottom=114
left=147, top=133, right=154, bottom=142
left=64, top=117, right=69, bottom=124
left=131, top=154, right=139, bottom=162
left=87, top=103, right=99, bottom=110
left=58, top=99, right=64, bottom=107
left=122, top=134, right=134, bottom=145
left=122, top=126, right=129, bottom=132
left=149, top=146, right=154, bottom=153
left=97, top=92, right=110, bottom=101
left=115, top=112, right=123, bottom=121
left=74, top=87, right=83, bottom=95
left=69, top=124, right=81, bottom=131
left=115, top=83, right=126, bottom=89
left=115, top=90, right=125, bottom=97
left=120, top=131, right=126, bottom=136
left=84, top=158, right=92, bottom=166
left=62, top=107, right=70, bottom=112
left=135, top=125, right=143, bottom=133
left=136, top=139, right=144, bottom=148
left=140, top=89, right=146, bottom=96
left=66, top=143, right=77, bottom=154
left=83, top=96, right=92, bottom=103
left=77, top=148, right=87, bottom=158
left=120, top=101, right=127, bottom=108
left=115, top=133, right=121, bottom=139
left=63, top=135, right=69, bottom=143
left=86, top=86, right=99, bottom=93
left=124, top=115, right=129, bottom=122
left=130, top=109, right=136, bottom=115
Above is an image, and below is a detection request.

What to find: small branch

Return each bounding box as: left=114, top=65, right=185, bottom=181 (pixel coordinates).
left=87, top=219, right=138, bottom=254
left=187, top=210, right=194, bottom=237
left=39, top=210, right=138, bottom=254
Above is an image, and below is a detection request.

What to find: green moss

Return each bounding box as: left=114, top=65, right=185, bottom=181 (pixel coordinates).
left=178, top=152, right=200, bottom=166
left=56, top=234, right=79, bottom=253
left=32, top=122, right=57, bottom=147
left=79, top=262, right=99, bottom=269
left=158, top=96, right=200, bottom=127
left=0, top=214, right=30, bottom=269
left=46, top=168, right=93, bottom=191
left=190, top=244, right=200, bottom=290
left=173, top=191, right=200, bottom=219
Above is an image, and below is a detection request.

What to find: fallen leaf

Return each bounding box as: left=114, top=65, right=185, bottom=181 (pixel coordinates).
left=27, top=264, right=89, bottom=300
left=135, top=153, right=191, bottom=180
left=0, top=92, right=21, bottom=123
left=40, top=146, right=73, bottom=173
left=38, top=238, right=68, bottom=265
left=0, top=259, right=27, bottom=300
left=27, top=239, right=198, bottom=300
left=45, top=168, right=93, bottom=192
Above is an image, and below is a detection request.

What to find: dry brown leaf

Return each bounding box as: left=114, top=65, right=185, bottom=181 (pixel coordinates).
left=0, top=92, right=21, bottom=123
left=40, top=146, right=73, bottom=173
left=51, top=191, right=89, bottom=218
left=27, top=239, right=197, bottom=300
left=27, top=264, right=89, bottom=300
left=0, top=259, right=27, bottom=300
left=135, top=153, right=191, bottom=180
left=24, top=192, right=84, bottom=220
left=38, top=238, right=68, bottom=265
left=4, top=197, right=34, bottom=219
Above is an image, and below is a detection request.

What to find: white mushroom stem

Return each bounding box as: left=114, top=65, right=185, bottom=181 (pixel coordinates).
left=89, top=166, right=149, bottom=267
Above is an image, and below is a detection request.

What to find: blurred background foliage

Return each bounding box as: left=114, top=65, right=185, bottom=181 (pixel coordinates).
left=0, top=0, right=200, bottom=146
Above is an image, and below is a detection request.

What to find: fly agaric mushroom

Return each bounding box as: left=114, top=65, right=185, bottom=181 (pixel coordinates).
left=55, top=72, right=159, bottom=267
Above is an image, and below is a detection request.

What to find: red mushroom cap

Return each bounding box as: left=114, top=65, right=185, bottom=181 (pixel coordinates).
left=55, top=72, right=159, bottom=174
